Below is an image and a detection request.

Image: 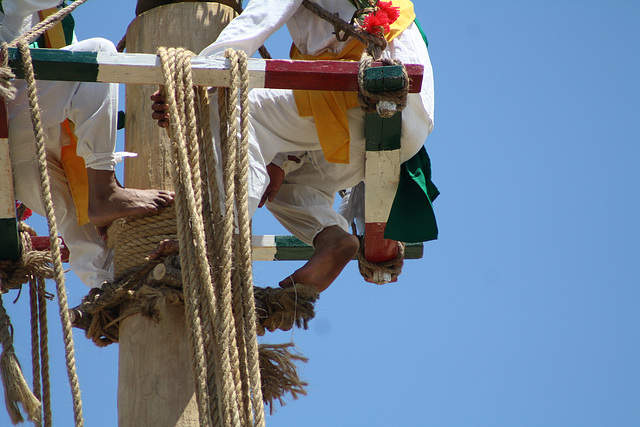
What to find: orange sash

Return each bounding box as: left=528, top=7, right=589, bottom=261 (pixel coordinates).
left=38, top=8, right=90, bottom=225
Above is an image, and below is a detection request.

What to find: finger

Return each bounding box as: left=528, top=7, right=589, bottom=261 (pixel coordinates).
left=258, top=193, right=268, bottom=208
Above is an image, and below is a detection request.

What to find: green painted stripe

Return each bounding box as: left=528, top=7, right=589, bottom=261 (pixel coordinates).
left=365, top=112, right=402, bottom=151
left=271, top=235, right=422, bottom=261
left=0, top=217, right=21, bottom=262
left=8, top=47, right=99, bottom=82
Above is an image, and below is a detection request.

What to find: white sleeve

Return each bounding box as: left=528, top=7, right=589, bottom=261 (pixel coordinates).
left=2, top=0, right=62, bottom=17
left=199, top=0, right=303, bottom=58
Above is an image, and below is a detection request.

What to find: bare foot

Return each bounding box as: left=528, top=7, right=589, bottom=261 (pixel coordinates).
left=149, top=239, right=180, bottom=259
left=87, top=168, right=174, bottom=228
left=279, top=225, right=359, bottom=293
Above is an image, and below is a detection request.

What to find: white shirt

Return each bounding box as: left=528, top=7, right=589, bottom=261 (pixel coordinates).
left=0, top=0, right=62, bottom=43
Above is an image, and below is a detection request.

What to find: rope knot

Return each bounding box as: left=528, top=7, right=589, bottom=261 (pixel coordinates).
left=357, top=51, right=409, bottom=118
left=357, top=241, right=405, bottom=284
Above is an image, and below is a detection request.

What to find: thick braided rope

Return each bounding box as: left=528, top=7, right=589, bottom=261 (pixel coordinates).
left=211, top=48, right=244, bottom=427
left=158, top=46, right=213, bottom=427
left=37, top=277, right=52, bottom=427
left=193, top=87, right=224, bottom=427
left=17, top=39, right=83, bottom=426
left=357, top=241, right=405, bottom=284
left=29, top=278, right=53, bottom=427
left=28, top=278, right=43, bottom=427
left=0, top=294, right=41, bottom=424
left=177, top=48, right=242, bottom=427
left=220, top=49, right=253, bottom=426
left=159, top=47, right=246, bottom=426
left=233, top=50, right=266, bottom=427
left=357, top=51, right=409, bottom=118
left=175, top=52, right=236, bottom=426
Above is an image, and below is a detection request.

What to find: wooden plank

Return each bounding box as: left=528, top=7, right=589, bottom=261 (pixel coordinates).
left=252, top=235, right=423, bottom=261
left=6, top=47, right=424, bottom=92
left=0, top=98, right=20, bottom=262
left=363, top=65, right=407, bottom=283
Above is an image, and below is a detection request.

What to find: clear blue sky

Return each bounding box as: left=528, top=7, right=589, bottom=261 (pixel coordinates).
left=2, top=1, right=639, bottom=426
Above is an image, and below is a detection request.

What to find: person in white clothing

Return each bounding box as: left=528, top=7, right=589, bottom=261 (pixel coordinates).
left=152, top=0, right=434, bottom=293
left=2, top=0, right=174, bottom=287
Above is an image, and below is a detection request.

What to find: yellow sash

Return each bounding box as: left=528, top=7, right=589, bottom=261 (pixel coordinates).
left=291, top=0, right=416, bottom=164
left=38, top=8, right=90, bottom=226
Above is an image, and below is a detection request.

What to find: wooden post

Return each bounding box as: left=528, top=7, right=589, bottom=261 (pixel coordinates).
left=117, top=3, right=235, bottom=426
left=0, top=98, right=20, bottom=262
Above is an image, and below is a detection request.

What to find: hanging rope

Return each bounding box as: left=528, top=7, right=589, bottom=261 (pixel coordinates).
left=156, top=45, right=269, bottom=426
left=0, top=295, right=41, bottom=424
left=0, top=2, right=92, bottom=425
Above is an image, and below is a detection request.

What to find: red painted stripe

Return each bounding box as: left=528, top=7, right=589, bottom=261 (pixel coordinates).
left=0, top=99, right=9, bottom=139
left=265, top=60, right=423, bottom=93
left=31, top=236, right=70, bottom=263
left=364, top=222, right=399, bottom=263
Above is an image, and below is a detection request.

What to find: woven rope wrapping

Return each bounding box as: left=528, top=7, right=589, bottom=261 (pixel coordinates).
left=357, top=241, right=406, bottom=284
left=107, top=206, right=178, bottom=276
left=357, top=52, right=409, bottom=118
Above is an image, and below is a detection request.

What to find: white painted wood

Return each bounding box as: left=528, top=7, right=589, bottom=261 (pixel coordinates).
left=364, top=149, right=401, bottom=223
left=251, top=235, right=277, bottom=261
left=97, top=53, right=267, bottom=88
left=0, top=139, right=15, bottom=219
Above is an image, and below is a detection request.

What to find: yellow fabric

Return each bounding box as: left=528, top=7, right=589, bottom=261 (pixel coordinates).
left=38, top=8, right=67, bottom=49
left=291, top=0, right=416, bottom=163
left=60, top=121, right=89, bottom=225
left=38, top=8, right=90, bottom=225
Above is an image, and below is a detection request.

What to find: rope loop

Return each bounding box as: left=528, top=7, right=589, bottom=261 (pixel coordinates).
left=357, top=51, right=410, bottom=118
left=357, top=240, right=405, bottom=284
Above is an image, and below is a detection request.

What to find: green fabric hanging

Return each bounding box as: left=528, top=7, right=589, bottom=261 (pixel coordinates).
left=384, top=146, right=439, bottom=242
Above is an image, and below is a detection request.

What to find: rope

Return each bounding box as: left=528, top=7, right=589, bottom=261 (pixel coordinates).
left=29, top=277, right=53, bottom=427
left=357, top=240, right=405, bottom=284
left=0, top=294, right=41, bottom=425
left=301, top=0, right=387, bottom=58
left=357, top=52, right=409, bottom=118
left=16, top=38, right=84, bottom=426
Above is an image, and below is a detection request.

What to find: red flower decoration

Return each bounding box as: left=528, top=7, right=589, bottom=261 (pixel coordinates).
left=377, top=1, right=400, bottom=22
left=360, top=1, right=401, bottom=36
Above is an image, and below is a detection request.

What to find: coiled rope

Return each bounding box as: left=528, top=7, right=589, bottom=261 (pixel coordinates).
left=156, top=45, right=265, bottom=426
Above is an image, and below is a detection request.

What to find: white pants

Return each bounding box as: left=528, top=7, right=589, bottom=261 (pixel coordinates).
left=249, top=88, right=431, bottom=246
left=9, top=38, right=118, bottom=287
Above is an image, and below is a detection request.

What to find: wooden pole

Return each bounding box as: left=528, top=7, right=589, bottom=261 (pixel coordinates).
left=118, top=3, right=235, bottom=426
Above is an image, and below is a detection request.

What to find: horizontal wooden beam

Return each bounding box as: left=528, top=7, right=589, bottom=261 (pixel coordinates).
left=6, top=47, right=424, bottom=92
left=252, top=235, right=423, bottom=261
left=24, top=233, right=422, bottom=264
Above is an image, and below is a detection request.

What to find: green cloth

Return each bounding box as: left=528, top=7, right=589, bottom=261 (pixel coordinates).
left=383, top=18, right=438, bottom=243
left=384, top=146, right=439, bottom=242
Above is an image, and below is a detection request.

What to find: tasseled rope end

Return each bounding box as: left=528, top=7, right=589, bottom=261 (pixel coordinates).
left=259, top=343, right=309, bottom=415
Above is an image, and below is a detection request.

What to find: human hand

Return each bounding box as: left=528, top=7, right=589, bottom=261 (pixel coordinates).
left=259, top=163, right=284, bottom=208
left=150, top=89, right=169, bottom=128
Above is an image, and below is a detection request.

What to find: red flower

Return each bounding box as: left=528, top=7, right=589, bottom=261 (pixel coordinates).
left=361, top=1, right=401, bottom=36
left=363, top=11, right=392, bottom=35
left=377, top=1, right=400, bottom=23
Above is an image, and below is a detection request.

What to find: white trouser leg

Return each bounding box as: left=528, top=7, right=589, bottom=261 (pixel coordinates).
left=8, top=38, right=118, bottom=287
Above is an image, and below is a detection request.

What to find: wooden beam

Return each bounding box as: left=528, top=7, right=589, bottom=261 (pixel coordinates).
left=5, top=47, right=424, bottom=92
left=363, top=66, right=405, bottom=283
left=0, top=98, right=20, bottom=262
left=251, top=235, right=423, bottom=261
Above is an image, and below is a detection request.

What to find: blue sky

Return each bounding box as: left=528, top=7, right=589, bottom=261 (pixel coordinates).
left=2, top=1, right=639, bottom=426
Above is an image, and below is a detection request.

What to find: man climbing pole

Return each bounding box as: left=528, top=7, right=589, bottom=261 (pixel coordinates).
left=151, top=0, right=436, bottom=294
left=1, top=0, right=174, bottom=287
